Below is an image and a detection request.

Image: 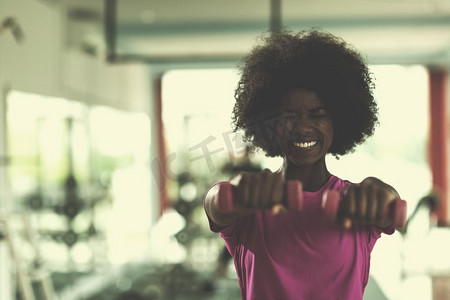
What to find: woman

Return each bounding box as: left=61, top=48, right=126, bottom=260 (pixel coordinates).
left=204, top=29, right=402, bottom=299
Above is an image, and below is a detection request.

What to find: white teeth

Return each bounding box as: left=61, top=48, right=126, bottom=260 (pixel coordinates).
left=294, top=141, right=317, bottom=148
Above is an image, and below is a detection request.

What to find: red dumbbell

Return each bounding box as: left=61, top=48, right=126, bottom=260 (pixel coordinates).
left=217, top=181, right=303, bottom=213
left=321, top=190, right=407, bottom=228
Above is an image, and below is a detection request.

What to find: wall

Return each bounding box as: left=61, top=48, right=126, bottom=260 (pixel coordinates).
left=0, top=0, right=62, bottom=97
left=0, top=0, right=152, bottom=110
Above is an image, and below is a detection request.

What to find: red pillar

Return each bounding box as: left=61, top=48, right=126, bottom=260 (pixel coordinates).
left=428, top=68, right=448, bottom=225
left=154, top=75, right=170, bottom=215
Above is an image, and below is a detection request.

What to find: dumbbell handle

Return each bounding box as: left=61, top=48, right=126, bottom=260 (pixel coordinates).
left=322, top=190, right=407, bottom=229
left=217, top=181, right=303, bottom=213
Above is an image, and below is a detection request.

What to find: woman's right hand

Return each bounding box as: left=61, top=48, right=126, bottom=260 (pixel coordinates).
left=205, top=169, right=289, bottom=228
left=229, top=169, right=287, bottom=216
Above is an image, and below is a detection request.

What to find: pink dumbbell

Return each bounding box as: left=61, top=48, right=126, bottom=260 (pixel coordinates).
left=217, top=181, right=303, bottom=213
left=321, top=190, right=407, bottom=228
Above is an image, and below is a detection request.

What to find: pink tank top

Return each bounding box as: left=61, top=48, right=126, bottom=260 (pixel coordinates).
left=206, top=175, right=393, bottom=300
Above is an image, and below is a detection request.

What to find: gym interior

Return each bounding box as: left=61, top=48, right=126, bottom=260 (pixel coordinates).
left=0, top=0, right=450, bottom=299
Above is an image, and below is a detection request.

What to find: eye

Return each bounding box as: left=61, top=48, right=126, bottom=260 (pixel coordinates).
left=310, top=113, right=327, bottom=118
left=310, top=109, right=330, bottom=119
left=278, top=112, right=297, bottom=122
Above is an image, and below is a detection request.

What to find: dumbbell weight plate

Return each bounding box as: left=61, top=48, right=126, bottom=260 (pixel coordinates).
left=321, top=190, right=340, bottom=222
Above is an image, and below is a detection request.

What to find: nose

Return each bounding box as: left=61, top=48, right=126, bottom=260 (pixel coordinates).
left=294, top=114, right=313, bottom=133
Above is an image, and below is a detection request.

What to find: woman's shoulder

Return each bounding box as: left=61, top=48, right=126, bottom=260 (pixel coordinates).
left=326, top=175, right=352, bottom=192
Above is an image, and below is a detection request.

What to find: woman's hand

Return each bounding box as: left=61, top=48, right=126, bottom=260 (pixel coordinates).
left=230, top=169, right=287, bottom=216
left=205, top=169, right=288, bottom=228
left=338, top=177, right=400, bottom=229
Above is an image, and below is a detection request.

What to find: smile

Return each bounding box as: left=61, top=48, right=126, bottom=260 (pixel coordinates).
left=293, top=141, right=318, bottom=149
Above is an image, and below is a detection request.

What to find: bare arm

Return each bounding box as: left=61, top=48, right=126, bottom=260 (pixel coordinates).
left=204, top=183, right=240, bottom=228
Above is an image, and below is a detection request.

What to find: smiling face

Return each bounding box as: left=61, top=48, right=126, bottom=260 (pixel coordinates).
left=276, top=88, right=334, bottom=168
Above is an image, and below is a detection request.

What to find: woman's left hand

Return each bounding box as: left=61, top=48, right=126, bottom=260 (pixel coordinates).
left=338, top=177, right=400, bottom=229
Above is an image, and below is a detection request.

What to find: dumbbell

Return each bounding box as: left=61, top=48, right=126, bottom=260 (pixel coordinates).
left=321, top=190, right=407, bottom=228
left=217, top=181, right=303, bottom=213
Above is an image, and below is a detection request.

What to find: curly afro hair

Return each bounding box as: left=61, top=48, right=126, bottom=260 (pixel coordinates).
left=232, top=29, right=378, bottom=157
